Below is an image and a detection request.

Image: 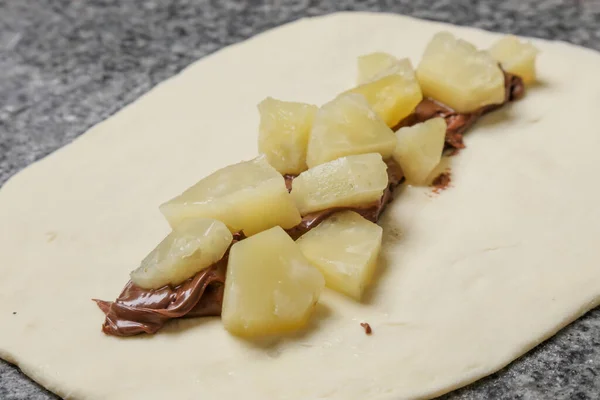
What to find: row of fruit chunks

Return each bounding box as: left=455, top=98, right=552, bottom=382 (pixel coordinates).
left=129, top=32, right=538, bottom=337
left=259, top=32, right=537, bottom=177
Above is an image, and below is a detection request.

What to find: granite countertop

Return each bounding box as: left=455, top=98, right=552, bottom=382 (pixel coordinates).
left=1, top=1, right=599, bottom=399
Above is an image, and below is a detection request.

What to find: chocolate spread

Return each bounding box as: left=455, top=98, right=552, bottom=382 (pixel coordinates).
left=96, top=71, right=525, bottom=337
left=94, top=232, right=244, bottom=336
left=286, top=159, right=404, bottom=239
left=432, top=171, right=452, bottom=193
left=360, top=322, right=373, bottom=335
left=96, top=163, right=403, bottom=336
left=394, top=71, right=525, bottom=149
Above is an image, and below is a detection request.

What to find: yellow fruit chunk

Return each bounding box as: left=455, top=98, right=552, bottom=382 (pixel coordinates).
left=349, top=57, right=423, bottom=127
left=222, top=226, right=325, bottom=337
left=357, top=52, right=399, bottom=84
left=257, top=97, right=318, bottom=175
left=393, top=117, right=446, bottom=185
left=489, top=35, right=539, bottom=85
left=160, top=156, right=301, bottom=236
left=291, top=153, right=388, bottom=215
left=416, top=32, right=505, bottom=113
left=130, top=219, right=233, bottom=289
left=306, top=93, right=396, bottom=168
left=296, top=211, right=383, bottom=300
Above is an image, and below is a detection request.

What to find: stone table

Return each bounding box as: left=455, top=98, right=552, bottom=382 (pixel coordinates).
left=0, top=1, right=599, bottom=399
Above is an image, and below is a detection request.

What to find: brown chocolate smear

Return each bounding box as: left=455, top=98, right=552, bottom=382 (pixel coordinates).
left=286, top=159, right=405, bottom=239
left=360, top=322, right=372, bottom=335
left=94, top=232, right=245, bottom=336
left=432, top=171, right=452, bottom=193
left=283, top=174, right=295, bottom=192
left=394, top=71, right=525, bottom=150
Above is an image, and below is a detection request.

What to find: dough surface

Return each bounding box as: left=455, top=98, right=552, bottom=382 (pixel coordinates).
left=1, top=12, right=599, bottom=400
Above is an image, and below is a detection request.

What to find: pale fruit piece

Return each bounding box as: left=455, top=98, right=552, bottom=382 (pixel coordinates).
left=257, top=97, right=318, bottom=175
left=393, top=117, right=447, bottom=185
left=416, top=31, right=505, bottom=113
left=306, top=93, right=396, bottom=168
left=489, top=35, right=539, bottom=85
left=348, top=58, right=423, bottom=128
left=357, top=52, right=398, bottom=84
left=291, top=153, right=388, bottom=215
left=130, top=219, right=233, bottom=289
left=222, top=226, right=325, bottom=337
left=160, top=156, right=301, bottom=236
left=296, top=211, right=383, bottom=300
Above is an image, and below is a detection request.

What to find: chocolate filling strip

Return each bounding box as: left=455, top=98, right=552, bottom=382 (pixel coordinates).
left=95, top=71, right=525, bottom=337
left=394, top=71, right=525, bottom=150
left=94, top=162, right=403, bottom=337
left=93, top=232, right=245, bottom=337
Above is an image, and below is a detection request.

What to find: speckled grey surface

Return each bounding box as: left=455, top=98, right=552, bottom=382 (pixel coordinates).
left=1, top=1, right=599, bottom=399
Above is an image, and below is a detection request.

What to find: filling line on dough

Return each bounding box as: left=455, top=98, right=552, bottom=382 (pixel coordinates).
left=394, top=70, right=525, bottom=150
left=95, top=71, right=525, bottom=337
left=93, top=232, right=245, bottom=336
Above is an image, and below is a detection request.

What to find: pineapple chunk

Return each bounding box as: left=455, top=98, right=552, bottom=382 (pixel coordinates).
left=257, top=97, right=318, bottom=175
left=416, top=32, right=505, bottom=113
left=296, top=211, right=383, bottom=300
left=160, top=156, right=301, bottom=236
left=489, top=35, right=539, bottom=85
left=349, top=57, right=423, bottom=127
left=291, top=153, right=388, bottom=215
left=306, top=93, right=396, bottom=168
left=393, top=117, right=446, bottom=185
left=357, top=52, right=399, bottom=84
left=222, top=226, right=325, bottom=337
left=130, top=219, right=233, bottom=289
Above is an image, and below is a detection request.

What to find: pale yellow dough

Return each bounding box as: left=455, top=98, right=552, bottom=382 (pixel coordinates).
left=1, top=12, right=599, bottom=400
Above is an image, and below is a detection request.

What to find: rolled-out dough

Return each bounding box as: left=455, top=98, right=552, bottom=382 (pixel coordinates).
left=1, top=12, right=599, bottom=400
